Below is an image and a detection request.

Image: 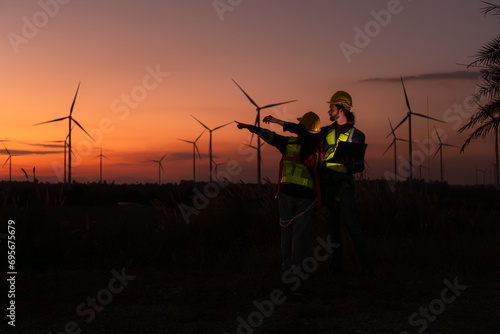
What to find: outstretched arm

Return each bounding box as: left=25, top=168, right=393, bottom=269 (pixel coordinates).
left=263, top=115, right=300, bottom=134
left=235, top=121, right=288, bottom=153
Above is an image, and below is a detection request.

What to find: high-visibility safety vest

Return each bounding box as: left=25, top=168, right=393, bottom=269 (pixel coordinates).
left=325, top=126, right=356, bottom=173
left=280, top=138, right=315, bottom=189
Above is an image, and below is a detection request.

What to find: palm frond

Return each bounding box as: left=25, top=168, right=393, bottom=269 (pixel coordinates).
left=460, top=117, right=500, bottom=152
left=459, top=97, right=500, bottom=132
left=468, top=35, right=500, bottom=68
left=481, top=1, right=500, bottom=18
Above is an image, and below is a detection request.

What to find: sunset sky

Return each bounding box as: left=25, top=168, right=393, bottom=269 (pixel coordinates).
left=1, top=0, right=498, bottom=185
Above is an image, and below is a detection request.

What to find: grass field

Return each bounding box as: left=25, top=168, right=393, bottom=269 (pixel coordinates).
left=1, top=180, right=499, bottom=333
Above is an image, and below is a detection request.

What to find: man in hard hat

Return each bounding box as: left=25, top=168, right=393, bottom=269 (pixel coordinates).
left=264, top=91, right=373, bottom=276
left=236, top=112, right=322, bottom=275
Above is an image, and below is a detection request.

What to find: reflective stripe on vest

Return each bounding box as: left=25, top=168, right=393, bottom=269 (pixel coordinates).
left=281, top=138, right=315, bottom=189
left=325, top=126, right=355, bottom=173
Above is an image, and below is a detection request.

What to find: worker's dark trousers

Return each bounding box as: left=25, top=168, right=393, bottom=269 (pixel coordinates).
left=277, top=192, right=314, bottom=270
left=323, top=179, right=371, bottom=269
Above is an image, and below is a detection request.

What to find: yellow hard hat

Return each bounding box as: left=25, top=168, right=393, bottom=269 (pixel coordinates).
left=297, top=111, right=321, bottom=133
left=327, top=91, right=353, bottom=108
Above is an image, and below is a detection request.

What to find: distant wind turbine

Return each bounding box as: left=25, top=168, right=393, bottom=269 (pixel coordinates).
left=48, top=130, right=72, bottom=183
left=384, top=117, right=409, bottom=181
left=191, top=115, right=231, bottom=182
left=389, top=77, right=447, bottom=192
left=232, top=79, right=297, bottom=185
left=490, top=162, right=497, bottom=185
left=415, top=161, right=427, bottom=180
left=212, top=159, right=228, bottom=181
left=478, top=168, right=486, bottom=184
left=432, top=126, right=459, bottom=183
left=3, top=144, right=13, bottom=181
left=34, top=82, right=94, bottom=184
left=177, top=129, right=205, bottom=182
left=149, top=152, right=168, bottom=184
left=92, top=147, right=108, bottom=184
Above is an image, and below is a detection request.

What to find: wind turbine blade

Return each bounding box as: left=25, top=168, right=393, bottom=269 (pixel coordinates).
left=66, top=125, right=75, bottom=140
left=383, top=141, right=395, bottom=155
left=195, top=129, right=205, bottom=142
left=3, top=144, right=10, bottom=155
left=191, top=115, right=210, bottom=130
left=232, top=79, right=259, bottom=108
left=3, top=156, right=11, bottom=168
left=261, top=100, right=297, bottom=109
left=70, top=82, right=81, bottom=116
left=388, top=117, right=395, bottom=136
left=194, top=143, right=202, bottom=159
left=442, top=144, right=459, bottom=148
left=413, top=112, right=446, bottom=123
left=396, top=138, right=410, bottom=142
left=160, top=152, right=168, bottom=162
left=434, top=126, right=442, bottom=144
left=71, top=118, right=95, bottom=141
left=148, top=159, right=159, bottom=163
left=213, top=121, right=233, bottom=131
left=177, top=139, right=193, bottom=144
left=160, top=163, right=165, bottom=174
left=33, top=116, right=69, bottom=126
left=432, top=147, right=441, bottom=160
left=390, top=114, right=409, bottom=134
left=400, top=77, right=412, bottom=113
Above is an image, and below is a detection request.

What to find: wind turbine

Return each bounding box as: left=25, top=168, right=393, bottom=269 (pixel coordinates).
left=212, top=159, right=228, bottom=181
left=177, top=129, right=205, bottom=182
left=93, top=147, right=108, bottom=184
left=390, top=77, right=446, bottom=192
left=490, top=162, right=497, bottom=185
left=232, top=79, right=297, bottom=185
left=34, top=82, right=94, bottom=184
left=475, top=165, right=481, bottom=185
left=384, top=117, right=409, bottom=181
left=479, top=168, right=486, bottom=184
left=2, top=144, right=13, bottom=181
left=432, top=126, right=458, bottom=183
left=149, top=152, right=168, bottom=185
left=191, top=115, right=231, bottom=182
left=47, top=130, right=73, bottom=183
left=415, top=161, right=427, bottom=180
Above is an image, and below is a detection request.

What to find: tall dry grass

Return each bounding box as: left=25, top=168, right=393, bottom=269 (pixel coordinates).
left=0, top=180, right=498, bottom=272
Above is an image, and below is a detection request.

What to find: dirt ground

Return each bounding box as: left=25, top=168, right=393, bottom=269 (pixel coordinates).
left=7, top=257, right=500, bottom=334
